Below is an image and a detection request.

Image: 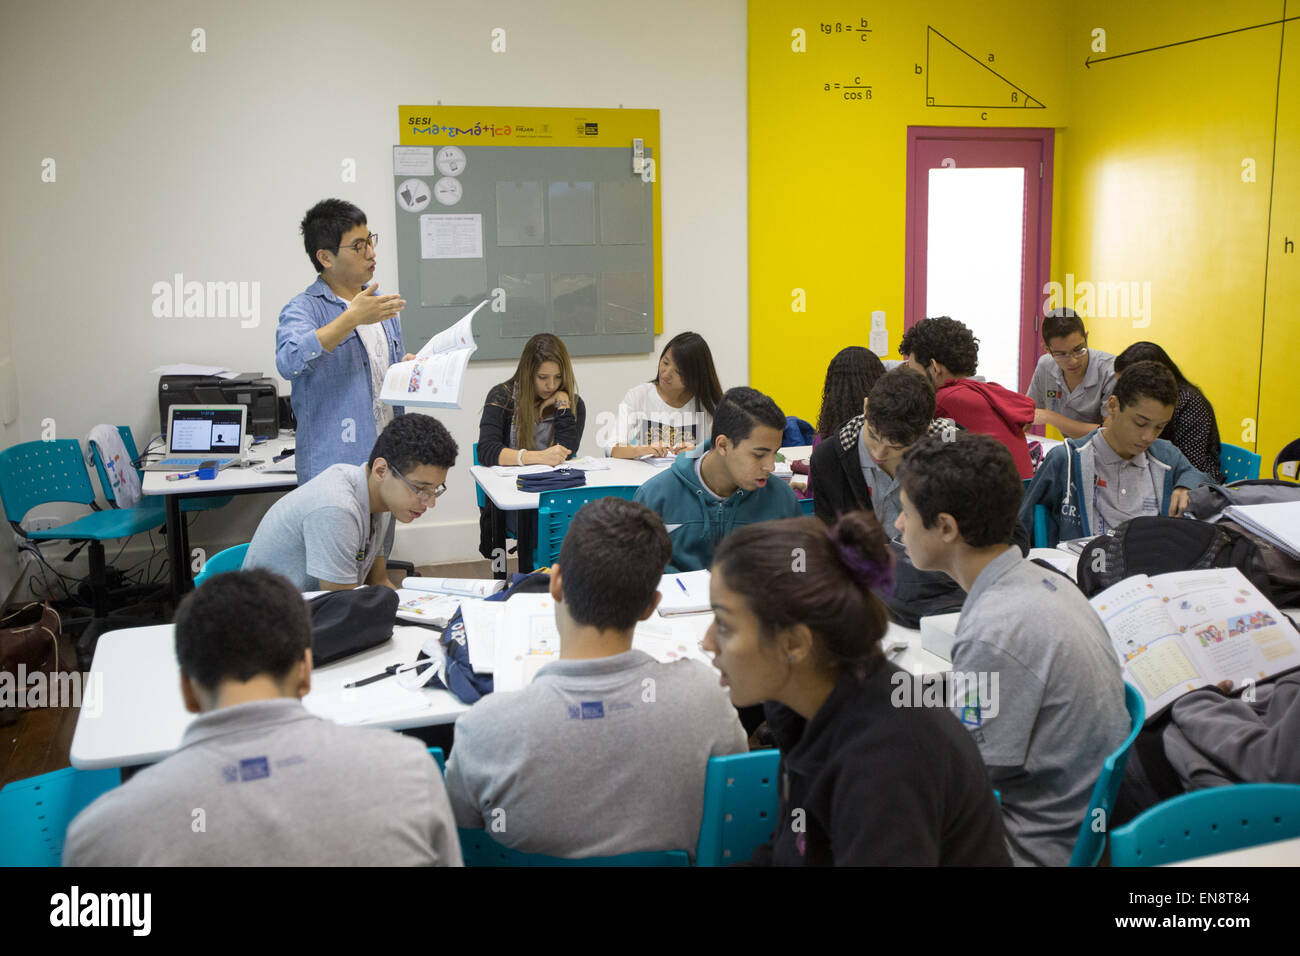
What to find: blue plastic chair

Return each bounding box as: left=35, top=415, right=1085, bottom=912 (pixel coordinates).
left=428, top=746, right=446, bottom=774
left=89, top=426, right=232, bottom=515
left=534, top=486, right=640, bottom=568
left=1068, top=682, right=1146, bottom=866
left=1110, top=783, right=1300, bottom=867
left=472, top=442, right=488, bottom=509
left=0, top=766, right=120, bottom=866
left=798, top=497, right=816, bottom=517
left=695, top=749, right=781, bottom=866
left=1032, top=504, right=1050, bottom=548
left=1219, top=443, right=1261, bottom=483
left=193, top=543, right=250, bottom=587
left=0, top=440, right=177, bottom=633
left=456, top=827, right=690, bottom=867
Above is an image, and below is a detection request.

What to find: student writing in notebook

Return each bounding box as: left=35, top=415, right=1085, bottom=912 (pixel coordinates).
left=900, top=316, right=1036, bottom=478
left=63, top=571, right=462, bottom=866
left=633, top=386, right=800, bottom=573
left=1025, top=309, right=1117, bottom=440
left=444, top=497, right=746, bottom=858
left=703, top=512, right=1010, bottom=866
left=477, top=333, right=587, bottom=563
left=602, top=331, right=723, bottom=458
left=243, top=414, right=456, bottom=591
left=1020, top=360, right=1210, bottom=547
left=895, top=433, right=1130, bottom=866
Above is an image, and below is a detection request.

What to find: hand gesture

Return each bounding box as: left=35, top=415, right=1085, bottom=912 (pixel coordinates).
left=350, top=281, right=405, bottom=326
left=538, top=444, right=571, bottom=467
left=1169, top=487, right=1191, bottom=517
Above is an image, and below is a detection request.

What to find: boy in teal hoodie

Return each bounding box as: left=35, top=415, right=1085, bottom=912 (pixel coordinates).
left=634, top=386, right=800, bottom=572
left=1020, top=360, right=1210, bottom=547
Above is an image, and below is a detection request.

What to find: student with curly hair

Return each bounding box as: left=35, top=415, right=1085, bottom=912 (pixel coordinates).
left=900, top=316, right=1036, bottom=477
left=790, top=347, right=887, bottom=499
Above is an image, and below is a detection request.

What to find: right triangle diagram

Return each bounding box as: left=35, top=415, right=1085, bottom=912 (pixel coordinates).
left=927, top=27, right=1045, bottom=109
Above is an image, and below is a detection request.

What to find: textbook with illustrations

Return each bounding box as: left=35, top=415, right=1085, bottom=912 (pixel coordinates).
left=380, top=299, right=486, bottom=408
left=1089, top=566, right=1300, bottom=720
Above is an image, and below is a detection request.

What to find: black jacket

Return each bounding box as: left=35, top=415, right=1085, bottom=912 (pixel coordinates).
left=809, top=414, right=1031, bottom=627
left=476, top=382, right=587, bottom=560
left=752, top=660, right=1012, bottom=866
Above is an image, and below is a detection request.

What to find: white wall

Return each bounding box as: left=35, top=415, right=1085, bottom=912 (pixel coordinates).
left=0, top=0, right=748, bottom=571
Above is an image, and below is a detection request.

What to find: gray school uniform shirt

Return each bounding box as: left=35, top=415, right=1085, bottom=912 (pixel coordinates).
left=951, top=546, right=1130, bottom=867
left=857, top=431, right=902, bottom=532
left=1026, top=350, right=1117, bottom=425
left=244, top=463, right=390, bottom=590
left=444, top=649, right=748, bottom=859
left=63, top=699, right=462, bottom=866
left=1089, top=430, right=1162, bottom=532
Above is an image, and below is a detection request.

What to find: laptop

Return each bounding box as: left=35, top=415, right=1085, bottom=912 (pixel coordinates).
left=143, top=404, right=249, bottom=472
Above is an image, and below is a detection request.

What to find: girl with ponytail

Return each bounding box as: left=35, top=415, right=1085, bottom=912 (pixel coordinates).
left=704, top=511, right=1010, bottom=866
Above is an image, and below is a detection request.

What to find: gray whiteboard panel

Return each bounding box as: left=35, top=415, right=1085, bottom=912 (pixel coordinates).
left=394, top=145, right=655, bottom=360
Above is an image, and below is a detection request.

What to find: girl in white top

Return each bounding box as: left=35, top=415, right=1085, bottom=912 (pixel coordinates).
left=604, top=332, right=724, bottom=458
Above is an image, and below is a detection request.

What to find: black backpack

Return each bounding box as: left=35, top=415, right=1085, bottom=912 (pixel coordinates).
left=1075, top=516, right=1274, bottom=600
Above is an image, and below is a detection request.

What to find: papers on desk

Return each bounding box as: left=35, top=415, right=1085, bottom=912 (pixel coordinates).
left=1222, top=502, right=1300, bottom=560
left=489, top=456, right=611, bottom=478
left=150, top=363, right=238, bottom=379
left=657, top=570, right=712, bottom=616
left=638, top=453, right=676, bottom=468
left=401, top=576, right=505, bottom=598
left=396, top=589, right=463, bottom=627
left=305, top=677, right=439, bottom=725
left=493, top=594, right=561, bottom=692
left=460, top=599, right=505, bottom=674
left=380, top=299, right=485, bottom=409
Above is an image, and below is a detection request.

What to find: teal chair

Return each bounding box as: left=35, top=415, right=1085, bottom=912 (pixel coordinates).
left=1033, top=504, right=1050, bottom=548
left=89, top=426, right=232, bottom=515
left=428, top=746, right=446, bottom=774
left=193, top=543, right=250, bottom=586
left=1219, top=443, right=1261, bottom=483
left=1068, top=682, right=1146, bottom=866
left=0, top=766, right=120, bottom=866
left=0, top=439, right=181, bottom=667
left=695, top=749, right=781, bottom=866
left=1110, top=783, right=1300, bottom=867
left=534, top=486, right=640, bottom=568
left=798, top=497, right=815, bottom=517
left=472, top=442, right=489, bottom=509
left=456, top=828, right=690, bottom=867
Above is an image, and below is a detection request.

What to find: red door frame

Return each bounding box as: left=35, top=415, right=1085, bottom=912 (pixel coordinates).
left=904, top=127, right=1055, bottom=391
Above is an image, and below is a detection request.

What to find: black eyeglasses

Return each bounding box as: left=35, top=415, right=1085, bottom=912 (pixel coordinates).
left=390, top=465, right=445, bottom=502
left=343, top=233, right=378, bottom=255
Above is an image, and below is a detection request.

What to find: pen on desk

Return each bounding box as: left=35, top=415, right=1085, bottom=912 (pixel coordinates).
left=676, top=577, right=688, bottom=594
left=344, top=665, right=400, bottom=689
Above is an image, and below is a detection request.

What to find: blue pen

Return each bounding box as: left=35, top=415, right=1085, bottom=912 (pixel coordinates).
left=676, top=577, right=688, bottom=594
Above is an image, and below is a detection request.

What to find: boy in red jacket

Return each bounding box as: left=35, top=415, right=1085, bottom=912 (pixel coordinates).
left=900, top=316, right=1036, bottom=478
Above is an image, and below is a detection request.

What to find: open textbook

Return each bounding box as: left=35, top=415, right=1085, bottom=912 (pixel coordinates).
left=380, top=299, right=486, bottom=408
left=1089, top=566, right=1300, bottom=720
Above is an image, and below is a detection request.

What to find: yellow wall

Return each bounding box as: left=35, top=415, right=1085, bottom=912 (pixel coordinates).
left=748, top=0, right=1069, bottom=421
left=750, top=0, right=1297, bottom=474
left=1062, top=0, right=1297, bottom=472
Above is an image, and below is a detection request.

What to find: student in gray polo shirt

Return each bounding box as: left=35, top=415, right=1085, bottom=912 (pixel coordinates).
left=244, top=413, right=456, bottom=591
left=896, top=433, right=1130, bottom=866
left=1026, top=310, right=1117, bottom=439
left=445, top=497, right=747, bottom=859
left=63, top=571, right=462, bottom=866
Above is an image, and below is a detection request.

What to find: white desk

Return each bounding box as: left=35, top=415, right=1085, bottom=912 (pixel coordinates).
left=1167, top=835, right=1300, bottom=867
left=69, top=622, right=470, bottom=771
left=470, top=457, right=663, bottom=512
left=141, top=434, right=298, bottom=599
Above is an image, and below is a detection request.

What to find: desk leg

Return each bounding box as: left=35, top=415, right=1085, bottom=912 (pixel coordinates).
left=165, top=495, right=191, bottom=602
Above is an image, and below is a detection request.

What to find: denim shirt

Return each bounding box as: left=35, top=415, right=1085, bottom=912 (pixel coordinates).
left=276, top=277, right=404, bottom=483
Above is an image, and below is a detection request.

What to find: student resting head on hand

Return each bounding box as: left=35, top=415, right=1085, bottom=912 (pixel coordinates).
left=702, top=511, right=1010, bottom=866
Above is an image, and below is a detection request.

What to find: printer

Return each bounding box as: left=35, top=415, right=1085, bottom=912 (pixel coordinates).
left=158, top=373, right=280, bottom=438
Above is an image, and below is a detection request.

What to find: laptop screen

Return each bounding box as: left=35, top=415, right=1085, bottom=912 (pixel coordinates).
left=170, top=406, right=244, bottom=456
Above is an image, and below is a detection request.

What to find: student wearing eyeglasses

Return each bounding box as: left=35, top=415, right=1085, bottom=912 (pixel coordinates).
left=244, top=415, right=456, bottom=592
left=276, top=199, right=419, bottom=484
left=1025, top=309, right=1117, bottom=439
